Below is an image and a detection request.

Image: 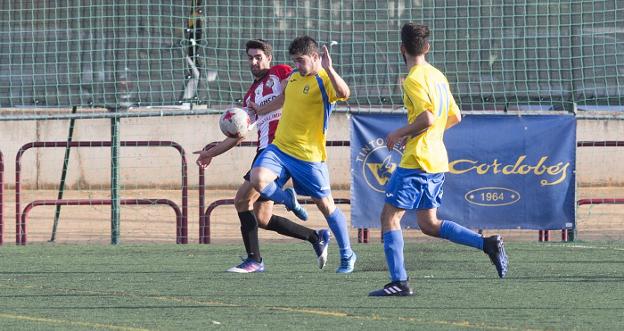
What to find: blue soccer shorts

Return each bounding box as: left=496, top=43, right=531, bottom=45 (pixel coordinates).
left=385, top=167, right=445, bottom=210
left=252, top=144, right=332, bottom=199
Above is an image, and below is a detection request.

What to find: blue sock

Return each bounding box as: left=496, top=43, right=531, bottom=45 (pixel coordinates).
left=325, top=209, right=353, bottom=259
left=439, top=220, right=484, bottom=250
left=383, top=230, right=408, bottom=282
left=260, top=182, right=290, bottom=207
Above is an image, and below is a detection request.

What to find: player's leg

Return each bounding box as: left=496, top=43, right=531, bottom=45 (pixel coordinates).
left=254, top=199, right=330, bottom=269
left=409, top=171, right=484, bottom=249
left=255, top=199, right=317, bottom=241
left=250, top=145, right=307, bottom=220
left=381, top=203, right=408, bottom=283
left=266, top=148, right=352, bottom=271
left=250, top=166, right=280, bottom=200
left=414, top=170, right=508, bottom=278
left=226, top=180, right=264, bottom=273
left=417, top=208, right=483, bottom=248
left=312, top=195, right=355, bottom=273
left=417, top=208, right=508, bottom=278
left=369, top=203, right=413, bottom=296
left=253, top=199, right=273, bottom=229
left=414, top=173, right=488, bottom=253
left=369, top=167, right=416, bottom=296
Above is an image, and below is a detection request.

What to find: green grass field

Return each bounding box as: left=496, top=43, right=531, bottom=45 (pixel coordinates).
left=1, top=241, right=623, bottom=330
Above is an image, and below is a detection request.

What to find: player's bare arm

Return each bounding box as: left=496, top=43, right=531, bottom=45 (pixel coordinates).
left=321, top=45, right=350, bottom=99
left=194, top=136, right=244, bottom=168
left=386, top=110, right=434, bottom=150
left=248, top=78, right=288, bottom=115
left=445, top=112, right=461, bottom=130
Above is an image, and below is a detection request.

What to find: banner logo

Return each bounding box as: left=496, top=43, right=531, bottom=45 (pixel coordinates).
left=356, top=138, right=404, bottom=192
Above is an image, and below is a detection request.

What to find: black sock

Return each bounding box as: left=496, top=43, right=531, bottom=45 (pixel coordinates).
left=238, top=211, right=261, bottom=262
left=266, top=215, right=319, bottom=243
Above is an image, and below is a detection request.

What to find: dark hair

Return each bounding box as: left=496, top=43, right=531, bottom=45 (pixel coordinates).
left=288, top=35, right=319, bottom=56
left=401, top=23, right=430, bottom=56
left=246, top=39, right=273, bottom=57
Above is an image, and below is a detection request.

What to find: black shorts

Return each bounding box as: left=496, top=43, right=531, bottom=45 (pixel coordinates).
left=243, top=149, right=269, bottom=202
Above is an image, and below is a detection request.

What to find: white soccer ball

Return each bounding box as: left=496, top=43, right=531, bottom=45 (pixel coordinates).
left=219, top=107, right=252, bottom=138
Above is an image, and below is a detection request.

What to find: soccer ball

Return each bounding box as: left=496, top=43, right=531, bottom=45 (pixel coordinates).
left=219, top=107, right=251, bottom=138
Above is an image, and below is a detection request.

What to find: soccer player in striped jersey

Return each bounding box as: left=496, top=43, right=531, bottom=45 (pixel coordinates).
left=250, top=36, right=357, bottom=273
left=195, top=39, right=330, bottom=273
left=369, top=23, right=509, bottom=296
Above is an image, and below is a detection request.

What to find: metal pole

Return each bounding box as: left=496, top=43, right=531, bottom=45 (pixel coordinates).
left=49, top=106, right=77, bottom=242
left=110, top=108, right=121, bottom=244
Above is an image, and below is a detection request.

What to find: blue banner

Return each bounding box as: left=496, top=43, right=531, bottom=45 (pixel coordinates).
left=350, top=113, right=576, bottom=230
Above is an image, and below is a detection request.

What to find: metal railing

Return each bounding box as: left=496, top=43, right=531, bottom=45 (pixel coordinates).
left=12, top=141, right=189, bottom=244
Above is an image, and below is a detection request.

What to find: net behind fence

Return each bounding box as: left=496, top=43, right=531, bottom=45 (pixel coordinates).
left=1, top=1, right=623, bottom=111
left=0, top=1, right=623, bottom=244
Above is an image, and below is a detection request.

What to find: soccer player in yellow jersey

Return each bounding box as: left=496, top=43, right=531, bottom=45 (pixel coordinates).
left=369, top=23, right=508, bottom=296
left=250, top=36, right=357, bottom=273
left=195, top=39, right=330, bottom=273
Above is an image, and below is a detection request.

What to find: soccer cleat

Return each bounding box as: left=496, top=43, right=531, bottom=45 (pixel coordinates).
left=484, top=235, right=508, bottom=278
left=312, top=229, right=331, bottom=269
left=226, top=257, right=265, bottom=273
left=284, top=187, right=308, bottom=221
left=336, top=252, right=357, bottom=273
left=368, top=280, right=414, bottom=297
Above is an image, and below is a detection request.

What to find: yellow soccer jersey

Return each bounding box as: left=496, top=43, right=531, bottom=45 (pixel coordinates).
left=400, top=63, right=460, bottom=172
left=273, top=68, right=345, bottom=162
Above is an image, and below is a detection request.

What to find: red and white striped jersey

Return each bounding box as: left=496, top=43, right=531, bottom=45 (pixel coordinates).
left=242, top=64, right=292, bottom=150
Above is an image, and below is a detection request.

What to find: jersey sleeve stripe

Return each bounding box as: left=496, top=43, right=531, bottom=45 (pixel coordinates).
left=314, top=74, right=333, bottom=133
